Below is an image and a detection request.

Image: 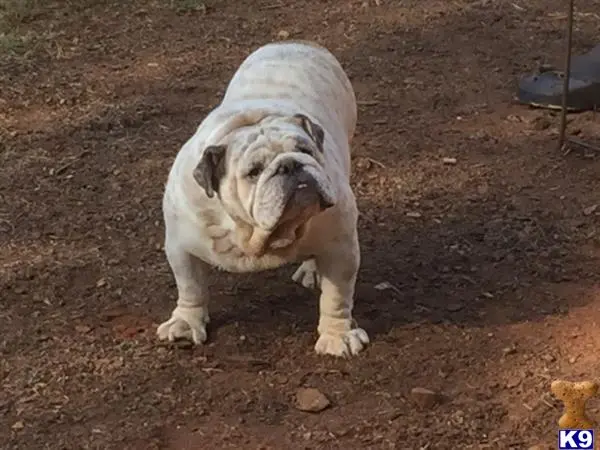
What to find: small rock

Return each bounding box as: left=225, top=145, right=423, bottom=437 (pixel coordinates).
left=175, top=340, right=194, bottom=350
left=75, top=325, right=92, bottom=334
left=532, top=116, right=551, bottom=130
left=96, top=278, right=107, bottom=288
left=502, top=346, right=517, bottom=355
left=374, top=282, right=392, bottom=290
left=274, top=373, right=289, bottom=385
left=374, top=281, right=401, bottom=294
left=542, top=354, right=556, bottom=363
left=506, top=377, right=521, bottom=389
left=583, top=204, right=598, bottom=216
left=406, top=211, right=422, bottom=218
left=442, top=157, right=457, bottom=165
left=446, top=303, right=463, bottom=312
left=295, top=388, right=330, bottom=412
left=11, top=421, right=24, bottom=430
left=277, top=30, right=290, bottom=39
left=410, top=387, right=441, bottom=409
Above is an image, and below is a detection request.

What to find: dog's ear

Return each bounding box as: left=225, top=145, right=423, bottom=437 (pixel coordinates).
left=193, top=145, right=227, bottom=198
left=293, top=113, right=325, bottom=153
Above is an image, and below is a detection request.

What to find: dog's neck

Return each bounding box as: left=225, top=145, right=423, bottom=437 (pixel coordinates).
left=202, top=215, right=293, bottom=259
left=203, top=210, right=315, bottom=259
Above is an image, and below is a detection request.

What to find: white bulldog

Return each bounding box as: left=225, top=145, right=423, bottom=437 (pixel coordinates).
left=157, top=40, right=369, bottom=357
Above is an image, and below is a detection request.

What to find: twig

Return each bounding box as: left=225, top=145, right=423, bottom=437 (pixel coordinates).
left=558, top=0, right=575, bottom=151
left=53, top=150, right=91, bottom=175
left=260, top=3, right=284, bottom=10
left=0, top=219, right=14, bottom=233
left=357, top=100, right=380, bottom=106
left=566, top=136, right=600, bottom=152
left=365, top=157, right=386, bottom=168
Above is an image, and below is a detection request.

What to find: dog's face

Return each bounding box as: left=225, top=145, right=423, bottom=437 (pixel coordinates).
left=193, top=113, right=336, bottom=253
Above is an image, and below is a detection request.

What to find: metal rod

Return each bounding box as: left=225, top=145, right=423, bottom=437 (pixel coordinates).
left=558, top=0, right=575, bottom=150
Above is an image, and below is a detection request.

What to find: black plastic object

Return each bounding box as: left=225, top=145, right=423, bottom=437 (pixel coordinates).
left=517, top=44, right=600, bottom=111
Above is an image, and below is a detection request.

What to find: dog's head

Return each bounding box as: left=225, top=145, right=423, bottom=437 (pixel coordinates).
left=193, top=111, right=336, bottom=255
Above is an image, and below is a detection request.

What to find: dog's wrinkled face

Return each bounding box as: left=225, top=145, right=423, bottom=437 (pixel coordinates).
left=193, top=114, right=336, bottom=253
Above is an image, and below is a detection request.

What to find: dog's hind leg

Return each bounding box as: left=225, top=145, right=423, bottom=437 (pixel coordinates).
left=292, top=258, right=321, bottom=290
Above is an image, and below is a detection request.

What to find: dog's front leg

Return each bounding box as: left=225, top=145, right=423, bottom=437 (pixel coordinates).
left=157, top=237, right=211, bottom=345
left=314, top=229, right=369, bottom=357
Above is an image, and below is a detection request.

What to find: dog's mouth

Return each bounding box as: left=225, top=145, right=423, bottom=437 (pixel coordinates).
left=263, top=174, right=333, bottom=250
left=242, top=173, right=334, bottom=256
left=296, top=182, right=334, bottom=209
left=278, top=172, right=333, bottom=222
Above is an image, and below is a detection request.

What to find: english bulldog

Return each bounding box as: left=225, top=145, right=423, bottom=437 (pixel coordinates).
left=157, top=40, right=369, bottom=357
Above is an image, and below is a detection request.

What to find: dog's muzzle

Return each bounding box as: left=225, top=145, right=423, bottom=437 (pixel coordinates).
left=275, top=159, right=334, bottom=212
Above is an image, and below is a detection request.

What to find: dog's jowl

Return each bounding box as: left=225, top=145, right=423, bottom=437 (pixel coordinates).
left=157, top=40, right=369, bottom=357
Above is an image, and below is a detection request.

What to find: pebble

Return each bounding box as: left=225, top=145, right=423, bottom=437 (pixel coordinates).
left=175, top=340, right=194, bottom=350
left=506, top=377, right=521, bottom=389
left=541, top=354, right=556, bottom=363
left=75, top=325, right=92, bottom=334
left=446, top=303, right=464, bottom=312
left=532, top=116, right=551, bottom=131
left=294, top=388, right=330, bottom=412
left=410, top=387, right=441, bottom=409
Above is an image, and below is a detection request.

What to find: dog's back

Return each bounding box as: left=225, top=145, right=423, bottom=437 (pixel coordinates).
left=222, top=41, right=357, bottom=146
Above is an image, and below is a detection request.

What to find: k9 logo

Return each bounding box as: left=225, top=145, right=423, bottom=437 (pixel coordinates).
left=558, top=429, right=595, bottom=450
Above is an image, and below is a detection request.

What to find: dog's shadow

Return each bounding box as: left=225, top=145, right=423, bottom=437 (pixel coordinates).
left=204, top=188, right=592, bottom=345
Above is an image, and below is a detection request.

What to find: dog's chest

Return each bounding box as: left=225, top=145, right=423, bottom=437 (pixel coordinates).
left=194, top=220, right=297, bottom=273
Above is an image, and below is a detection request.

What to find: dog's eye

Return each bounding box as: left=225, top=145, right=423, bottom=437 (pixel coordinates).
left=297, top=147, right=312, bottom=155
left=246, top=165, right=263, bottom=180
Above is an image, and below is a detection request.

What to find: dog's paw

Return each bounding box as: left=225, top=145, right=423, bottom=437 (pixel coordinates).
left=292, top=259, right=321, bottom=289
left=157, top=305, right=209, bottom=344
left=314, top=328, right=369, bottom=357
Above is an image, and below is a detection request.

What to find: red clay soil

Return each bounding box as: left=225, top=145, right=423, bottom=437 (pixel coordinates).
left=2, top=1, right=600, bottom=449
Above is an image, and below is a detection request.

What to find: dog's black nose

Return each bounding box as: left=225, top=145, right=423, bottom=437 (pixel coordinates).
left=277, top=159, right=303, bottom=175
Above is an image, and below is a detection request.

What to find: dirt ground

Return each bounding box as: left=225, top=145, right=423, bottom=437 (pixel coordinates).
left=2, top=0, right=600, bottom=448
